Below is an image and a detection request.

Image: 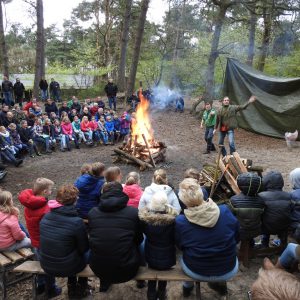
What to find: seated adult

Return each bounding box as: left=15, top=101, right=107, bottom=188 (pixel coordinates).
left=138, top=169, right=181, bottom=213
left=258, top=171, right=292, bottom=247
left=88, top=181, right=143, bottom=292
left=175, top=178, right=239, bottom=297
left=229, top=172, right=265, bottom=242
left=39, top=184, right=90, bottom=298
left=251, top=258, right=300, bottom=300
left=44, top=99, right=58, bottom=117
left=74, top=162, right=105, bottom=219
left=71, top=98, right=82, bottom=113
left=290, top=168, right=300, bottom=231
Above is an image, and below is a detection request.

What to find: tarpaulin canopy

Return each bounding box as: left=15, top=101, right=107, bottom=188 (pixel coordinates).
left=223, top=58, right=300, bottom=139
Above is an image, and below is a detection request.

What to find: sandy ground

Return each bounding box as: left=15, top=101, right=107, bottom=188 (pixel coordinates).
left=3, top=99, right=300, bottom=299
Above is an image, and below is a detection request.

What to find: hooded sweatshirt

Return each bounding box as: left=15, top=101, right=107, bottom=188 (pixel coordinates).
left=290, top=168, right=300, bottom=229
left=175, top=204, right=239, bottom=276
left=0, top=211, right=26, bottom=249
left=18, top=189, right=49, bottom=248
left=123, top=184, right=143, bottom=208
left=138, top=183, right=181, bottom=213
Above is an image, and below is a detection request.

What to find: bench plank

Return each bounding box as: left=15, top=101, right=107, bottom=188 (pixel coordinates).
left=13, top=261, right=44, bottom=274
left=2, top=251, right=24, bottom=263
left=0, top=253, right=12, bottom=266
left=147, top=268, right=194, bottom=281
left=17, top=248, right=34, bottom=258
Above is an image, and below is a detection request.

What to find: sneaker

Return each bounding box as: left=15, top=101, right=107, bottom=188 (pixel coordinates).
left=0, top=171, right=7, bottom=181
left=208, top=282, right=227, bottom=296
left=30, top=154, right=35, bottom=158
left=271, top=239, right=281, bottom=247
left=60, top=148, right=65, bottom=152
left=14, top=159, right=23, bottom=167
left=36, top=152, right=42, bottom=156
left=183, top=285, right=194, bottom=297
left=47, top=285, right=62, bottom=299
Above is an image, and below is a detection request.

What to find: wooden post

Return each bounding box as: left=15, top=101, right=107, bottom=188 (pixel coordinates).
left=142, top=133, right=156, bottom=167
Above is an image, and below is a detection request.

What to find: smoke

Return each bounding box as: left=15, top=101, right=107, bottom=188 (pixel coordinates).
left=151, top=85, right=183, bottom=110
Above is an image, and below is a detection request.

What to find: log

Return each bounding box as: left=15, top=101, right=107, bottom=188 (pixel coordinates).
left=133, top=135, right=138, bottom=156
left=232, top=152, right=248, bottom=173
left=219, top=159, right=241, bottom=194
left=142, top=134, right=156, bottom=167
left=114, top=148, right=153, bottom=169
left=228, top=156, right=242, bottom=176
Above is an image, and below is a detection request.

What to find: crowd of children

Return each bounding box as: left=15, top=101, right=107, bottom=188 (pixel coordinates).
left=0, top=163, right=300, bottom=299
left=0, top=96, right=133, bottom=169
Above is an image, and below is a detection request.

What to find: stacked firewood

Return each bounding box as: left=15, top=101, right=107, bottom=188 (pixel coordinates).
left=200, top=152, right=263, bottom=201
left=112, top=136, right=167, bottom=171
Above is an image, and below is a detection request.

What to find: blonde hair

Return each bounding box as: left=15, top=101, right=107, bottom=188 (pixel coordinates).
left=80, top=163, right=91, bottom=175
left=125, top=172, right=140, bottom=185
left=33, top=178, right=54, bottom=195
left=178, top=178, right=203, bottom=207
left=88, top=162, right=105, bottom=177
left=251, top=267, right=300, bottom=300
left=105, top=166, right=121, bottom=183
left=153, top=169, right=167, bottom=185
left=184, top=168, right=201, bottom=183
left=0, top=191, right=19, bottom=216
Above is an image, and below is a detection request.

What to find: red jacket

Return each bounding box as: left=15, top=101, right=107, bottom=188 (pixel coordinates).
left=80, top=121, right=90, bottom=132
left=90, top=106, right=98, bottom=116
left=89, top=121, right=98, bottom=131
left=18, top=189, right=49, bottom=248
left=61, top=122, right=73, bottom=135
left=123, top=184, right=143, bottom=208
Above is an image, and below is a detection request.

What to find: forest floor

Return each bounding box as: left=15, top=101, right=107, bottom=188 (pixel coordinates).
left=4, top=99, right=299, bottom=299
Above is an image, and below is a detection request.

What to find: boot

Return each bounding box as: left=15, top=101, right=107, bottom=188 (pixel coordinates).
left=67, top=283, right=78, bottom=299
left=183, top=285, right=193, bottom=298
left=208, top=282, right=227, bottom=296
left=14, top=159, right=23, bottom=167
left=157, top=281, right=167, bottom=300
left=147, top=280, right=156, bottom=300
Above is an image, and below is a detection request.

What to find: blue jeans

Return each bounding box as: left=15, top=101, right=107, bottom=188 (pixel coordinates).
left=181, top=256, right=239, bottom=288
left=205, top=126, right=215, bottom=151
left=218, top=130, right=236, bottom=156
left=64, top=134, right=79, bottom=149
left=34, top=136, right=50, bottom=151
left=51, top=90, right=60, bottom=102
left=108, top=96, right=116, bottom=110
left=3, top=91, right=12, bottom=106
left=99, top=131, right=108, bottom=144
left=279, top=243, right=300, bottom=269
left=41, top=89, right=48, bottom=101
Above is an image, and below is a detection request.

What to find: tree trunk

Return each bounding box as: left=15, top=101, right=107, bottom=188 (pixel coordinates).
left=204, top=4, right=227, bottom=100
left=117, top=0, right=132, bottom=92
left=126, top=0, right=150, bottom=97
left=0, top=0, right=9, bottom=77
left=33, top=0, right=45, bottom=98
left=257, top=5, right=272, bottom=71
left=104, top=0, right=112, bottom=68
left=246, top=9, right=257, bottom=66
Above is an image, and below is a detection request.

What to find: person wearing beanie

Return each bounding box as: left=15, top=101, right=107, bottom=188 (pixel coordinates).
left=229, top=172, right=265, bottom=241
left=139, top=191, right=178, bottom=300
left=258, top=171, right=292, bottom=248
left=290, top=168, right=300, bottom=231
left=88, top=181, right=143, bottom=292
left=39, top=184, right=90, bottom=298
left=139, top=169, right=181, bottom=213
left=175, top=178, right=239, bottom=298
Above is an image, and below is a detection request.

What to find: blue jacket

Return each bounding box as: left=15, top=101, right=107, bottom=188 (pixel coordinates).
left=291, top=189, right=300, bottom=230
left=139, top=208, right=177, bottom=270
left=75, top=174, right=105, bottom=219
left=105, top=120, right=114, bottom=132
left=175, top=205, right=239, bottom=276
left=39, top=205, right=89, bottom=276
left=113, top=118, right=121, bottom=132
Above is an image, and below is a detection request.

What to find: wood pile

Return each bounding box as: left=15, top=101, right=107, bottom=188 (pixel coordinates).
left=200, top=152, right=263, bottom=201
left=112, top=136, right=167, bottom=171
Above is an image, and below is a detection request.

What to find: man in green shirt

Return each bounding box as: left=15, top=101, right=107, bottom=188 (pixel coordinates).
left=200, top=102, right=217, bottom=154
left=214, top=95, right=256, bottom=156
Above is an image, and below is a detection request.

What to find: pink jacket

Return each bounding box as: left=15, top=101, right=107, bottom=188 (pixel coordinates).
left=0, top=211, right=26, bottom=249
left=123, top=184, right=143, bottom=208
left=61, top=122, right=73, bottom=135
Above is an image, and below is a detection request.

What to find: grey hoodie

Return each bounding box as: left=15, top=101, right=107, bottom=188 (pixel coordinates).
left=290, top=168, right=300, bottom=189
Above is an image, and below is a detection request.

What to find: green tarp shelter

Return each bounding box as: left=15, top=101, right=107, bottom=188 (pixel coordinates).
left=223, top=58, right=300, bottom=139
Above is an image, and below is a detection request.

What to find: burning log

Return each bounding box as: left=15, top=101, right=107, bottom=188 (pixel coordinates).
left=142, top=134, right=156, bottom=167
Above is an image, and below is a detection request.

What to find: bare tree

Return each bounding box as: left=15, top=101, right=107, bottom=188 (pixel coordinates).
left=246, top=5, right=257, bottom=66
left=117, top=0, right=132, bottom=92
left=126, top=0, right=150, bottom=96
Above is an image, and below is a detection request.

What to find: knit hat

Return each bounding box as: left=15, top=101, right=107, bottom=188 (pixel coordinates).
left=237, top=172, right=262, bottom=196
left=290, top=168, right=300, bottom=189
left=149, top=191, right=168, bottom=212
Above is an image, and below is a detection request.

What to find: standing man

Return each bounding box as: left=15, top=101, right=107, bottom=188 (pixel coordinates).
left=1, top=76, right=13, bottom=107
left=39, top=78, right=48, bottom=101
left=200, top=102, right=217, bottom=154
left=214, top=95, right=256, bottom=156
left=49, top=78, right=61, bottom=102
left=104, top=78, right=118, bottom=111
left=13, top=78, right=25, bottom=107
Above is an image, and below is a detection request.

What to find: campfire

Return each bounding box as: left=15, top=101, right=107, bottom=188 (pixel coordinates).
left=113, top=89, right=166, bottom=171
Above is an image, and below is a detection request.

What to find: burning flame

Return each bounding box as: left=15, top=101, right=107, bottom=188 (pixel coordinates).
left=131, top=89, right=154, bottom=144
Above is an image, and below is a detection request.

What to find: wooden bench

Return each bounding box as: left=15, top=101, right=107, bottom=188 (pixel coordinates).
left=0, top=248, right=34, bottom=300
left=13, top=261, right=228, bottom=300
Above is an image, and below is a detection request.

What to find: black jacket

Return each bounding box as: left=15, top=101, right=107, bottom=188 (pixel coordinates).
left=13, top=82, right=25, bottom=96
left=1, top=80, right=13, bottom=92
left=139, top=208, right=176, bottom=270
left=39, top=205, right=89, bottom=277
left=71, top=102, right=82, bottom=113
left=49, top=81, right=60, bottom=92
left=104, top=82, right=118, bottom=97
left=19, top=127, right=34, bottom=143
left=88, top=188, right=143, bottom=283
left=259, top=171, right=292, bottom=234
left=39, top=80, right=48, bottom=90
left=59, top=106, right=70, bottom=117
left=45, top=102, right=58, bottom=117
